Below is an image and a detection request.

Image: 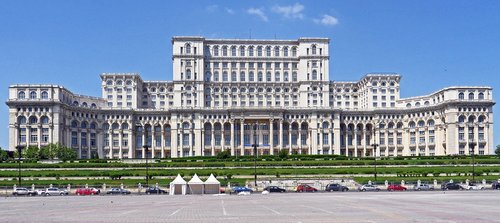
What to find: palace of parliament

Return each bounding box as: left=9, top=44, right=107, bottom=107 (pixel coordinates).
left=6, top=36, right=495, bottom=159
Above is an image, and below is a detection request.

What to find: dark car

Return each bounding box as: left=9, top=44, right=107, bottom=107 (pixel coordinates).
left=145, top=187, right=167, bottom=194
left=492, top=181, right=500, bottom=190
left=264, top=186, right=286, bottom=193
left=296, top=184, right=318, bottom=192
left=441, top=183, right=461, bottom=190
left=106, top=188, right=131, bottom=195
left=232, top=186, right=253, bottom=193
left=325, top=183, right=349, bottom=192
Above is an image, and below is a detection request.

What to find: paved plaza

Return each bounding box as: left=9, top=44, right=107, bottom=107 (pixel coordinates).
left=1, top=191, right=499, bottom=223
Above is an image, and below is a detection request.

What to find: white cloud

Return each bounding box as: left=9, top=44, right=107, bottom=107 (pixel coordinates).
left=314, top=14, right=338, bottom=26
left=247, top=8, right=268, bottom=22
left=272, top=3, right=304, bottom=19
left=206, top=4, right=218, bottom=13
left=225, top=8, right=235, bottom=14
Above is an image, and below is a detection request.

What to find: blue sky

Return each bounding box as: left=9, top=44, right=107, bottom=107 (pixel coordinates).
left=1, top=0, right=499, bottom=151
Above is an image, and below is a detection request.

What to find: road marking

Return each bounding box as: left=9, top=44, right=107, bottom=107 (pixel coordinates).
left=221, top=199, right=227, bottom=216
left=262, top=206, right=281, bottom=215
left=300, top=205, right=333, bottom=214
left=169, top=207, right=183, bottom=216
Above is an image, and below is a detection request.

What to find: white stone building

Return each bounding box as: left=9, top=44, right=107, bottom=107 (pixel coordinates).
left=6, top=36, right=495, bottom=159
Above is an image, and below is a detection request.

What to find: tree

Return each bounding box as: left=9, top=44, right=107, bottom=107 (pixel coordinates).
left=23, top=146, right=40, bottom=160
left=278, top=149, right=289, bottom=160
left=0, top=148, right=8, bottom=162
left=216, top=150, right=231, bottom=160
left=55, top=145, right=77, bottom=161
left=495, top=145, right=500, bottom=156
left=39, top=143, right=58, bottom=159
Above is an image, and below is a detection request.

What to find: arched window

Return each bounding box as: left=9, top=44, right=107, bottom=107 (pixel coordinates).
left=30, top=91, right=37, bottom=99
left=182, top=122, right=190, bottom=129
left=406, top=103, right=411, bottom=108
left=18, top=91, right=25, bottom=99
left=112, top=123, right=119, bottom=130
left=103, top=123, right=110, bottom=130
left=266, top=72, right=272, bottom=82
left=222, top=46, right=228, bottom=56
left=240, top=72, right=246, bottom=81
left=231, top=46, right=236, bottom=56
left=274, top=72, right=280, bottom=82
left=71, top=120, right=78, bottom=128
left=468, top=92, right=474, bottom=100
left=274, top=46, right=280, bottom=56
left=266, top=46, right=271, bottom=56
left=468, top=115, right=475, bottom=123
left=418, top=120, right=425, bottom=127
left=284, top=72, right=289, bottom=82
left=283, top=47, right=289, bottom=57
left=249, top=72, right=254, bottom=81
left=81, top=121, right=88, bottom=129
left=458, top=92, right=464, bottom=100
left=222, top=71, right=228, bottom=82
left=82, top=102, right=88, bottom=107
left=185, top=43, right=191, bottom=54
left=257, top=46, right=263, bottom=56
left=427, top=119, right=435, bottom=127
left=257, top=72, right=263, bottom=82
left=186, top=69, right=192, bottom=79
left=292, top=47, right=297, bottom=57
left=231, top=72, right=237, bottom=81
left=213, top=71, right=219, bottom=81
left=409, top=121, right=416, bottom=128
left=312, top=70, right=317, bottom=80
left=478, top=115, right=485, bottom=123
left=106, top=80, right=113, bottom=85
left=458, top=115, right=466, bottom=123
left=292, top=72, right=297, bottom=82
left=415, top=102, right=421, bottom=107
left=322, top=122, right=329, bottom=129
left=41, top=116, right=49, bottom=124
left=73, top=101, right=79, bottom=106
left=116, top=80, right=122, bottom=85
left=248, top=46, right=254, bottom=56
left=312, top=45, right=317, bottom=54
left=239, top=46, right=245, bottom=56
left=397, top=122, right=403, bottom=129
left=122, top=123, right=129, bottom=130
left=478, top=92, right=484, bottom=100
left=90, top=122, right=96, bottom=129
left=213, top=46, right=219, bottom=56
left=18, top=116, right=27, bottom=124
left=205, top=71, right=211, bottom=82
left=91, top=103, right=97, bottom=108
left=41, top=91, right=48, bottom=99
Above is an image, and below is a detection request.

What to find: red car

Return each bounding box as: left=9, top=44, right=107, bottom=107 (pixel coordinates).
left=387, top=184, right=407, bottom=191
left=76, top=188, right=100, bottom=195
left=296, top=184, right=318, bottom=192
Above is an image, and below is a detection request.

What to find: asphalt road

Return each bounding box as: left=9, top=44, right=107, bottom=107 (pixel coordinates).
left=1, top=191, right=499, bottom=223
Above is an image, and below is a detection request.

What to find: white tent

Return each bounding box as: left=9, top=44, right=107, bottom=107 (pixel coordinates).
left=169, top=174, right=187, bottom=195
left=188, top=174, right=204, bottom=194
left=204, top=174, right=220, bottom=194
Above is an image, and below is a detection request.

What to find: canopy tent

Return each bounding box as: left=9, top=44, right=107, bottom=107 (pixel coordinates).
left=169, top=174, right=187, bottom=195
left=187, top=174, right=204, bottom=194
left=204, top=174, right=221, bottom=194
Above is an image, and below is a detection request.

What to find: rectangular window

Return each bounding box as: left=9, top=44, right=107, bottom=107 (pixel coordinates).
left=81, top=132, right=87, bottom=147
left=42, top=128, right=49, bottom=143
left=71, top=131, right=78, bottom=146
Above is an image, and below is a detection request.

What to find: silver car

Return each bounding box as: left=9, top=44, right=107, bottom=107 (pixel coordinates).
left=12, top=187, right=37, bottom=196
left=358, top=184, right=380, bottom=192
left=414, top=184, right=435, bottom=191
left=42, top=188, right=69, bottom=196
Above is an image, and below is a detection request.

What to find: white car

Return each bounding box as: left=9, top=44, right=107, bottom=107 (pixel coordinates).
left=12, top=187, right=37, bottom=196
left=358, top=184, right=380, bottom=192
left=42, top=188, right=69, bottom=196
left=461, top=183, right=485, bottom=190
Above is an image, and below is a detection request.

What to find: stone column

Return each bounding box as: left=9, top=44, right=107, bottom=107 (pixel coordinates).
left=279, top=120, right=283, bottom=151
left=354, top=130, right=358, bottom=157
left=118, top=129, right=123, bottom=159
left=230, top=121, right=235, bottom=155
left=141, top=129, right=145, bottom=158
left=161, top=126, right=165, bottom=158
left=240, top=120, right=244, bottom=156
left=211, top=122, right=215, bottom=156
left=269, top=119, right=274, bottom=155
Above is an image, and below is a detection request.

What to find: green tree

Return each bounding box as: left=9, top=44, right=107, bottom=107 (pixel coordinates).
left=55, top=146, right=77, bottom=161
left=0, top=148, right=8, bottom=162
left=23, top=146, right=40, bottom=160
left=216, top=150, right=231, bottom=160
left=495, top=145, right=500, bottom=156
left=39, top=143, right=58, bottom=159
left=278, top=149, right=289, bottom=160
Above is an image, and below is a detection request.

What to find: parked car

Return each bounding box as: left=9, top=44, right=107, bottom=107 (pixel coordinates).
left=358, top=184, right=380, bottom=192
left=414, top=184, right=434, bottom=191
left=76, top=188, right=100, bottom=195
left=42, top=188, right=69, bottom=196
left=12, top=187, right=37, bottom=196
left=492, top=181, right=500, bottom=190
left=106, top=188, right=131, bottom=195
left=441, top=183, right=461, bottom=190
left=232, top=186, right=253, bottom=193
left=263, top=186, right=286, bottom=193
left=145, top=187, right=167, bottom=194
left=296, top=184, right=318, bottom=192
left=460, top=183, right=485, bottom=190
left=325, top=183, right=349, bottom=192
left=387, top=184, right=407, bottom=191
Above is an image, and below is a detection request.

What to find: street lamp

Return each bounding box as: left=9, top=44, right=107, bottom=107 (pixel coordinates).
left=252, top=123, right=259, bottom=188
left=143, top=131, right=151, bottom=187
left=469, top=141, right=476, bottom=182
left=15, top=145, right=24, bottom=187
left=371, top=129, right=379, bottom=182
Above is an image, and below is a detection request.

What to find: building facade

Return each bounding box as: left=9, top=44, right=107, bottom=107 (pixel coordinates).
left=6, top=36, right=495, bottom=159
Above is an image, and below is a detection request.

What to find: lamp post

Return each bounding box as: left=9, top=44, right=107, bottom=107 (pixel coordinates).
left=143, top=131, right=150, bottom=187
left=371, top=129, right=378, bottom=182
left=469, top=141, right=476, bottom=182
left=252, top=123, right=258, bottom=188
left=15, top=145, right=24, bottom=187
